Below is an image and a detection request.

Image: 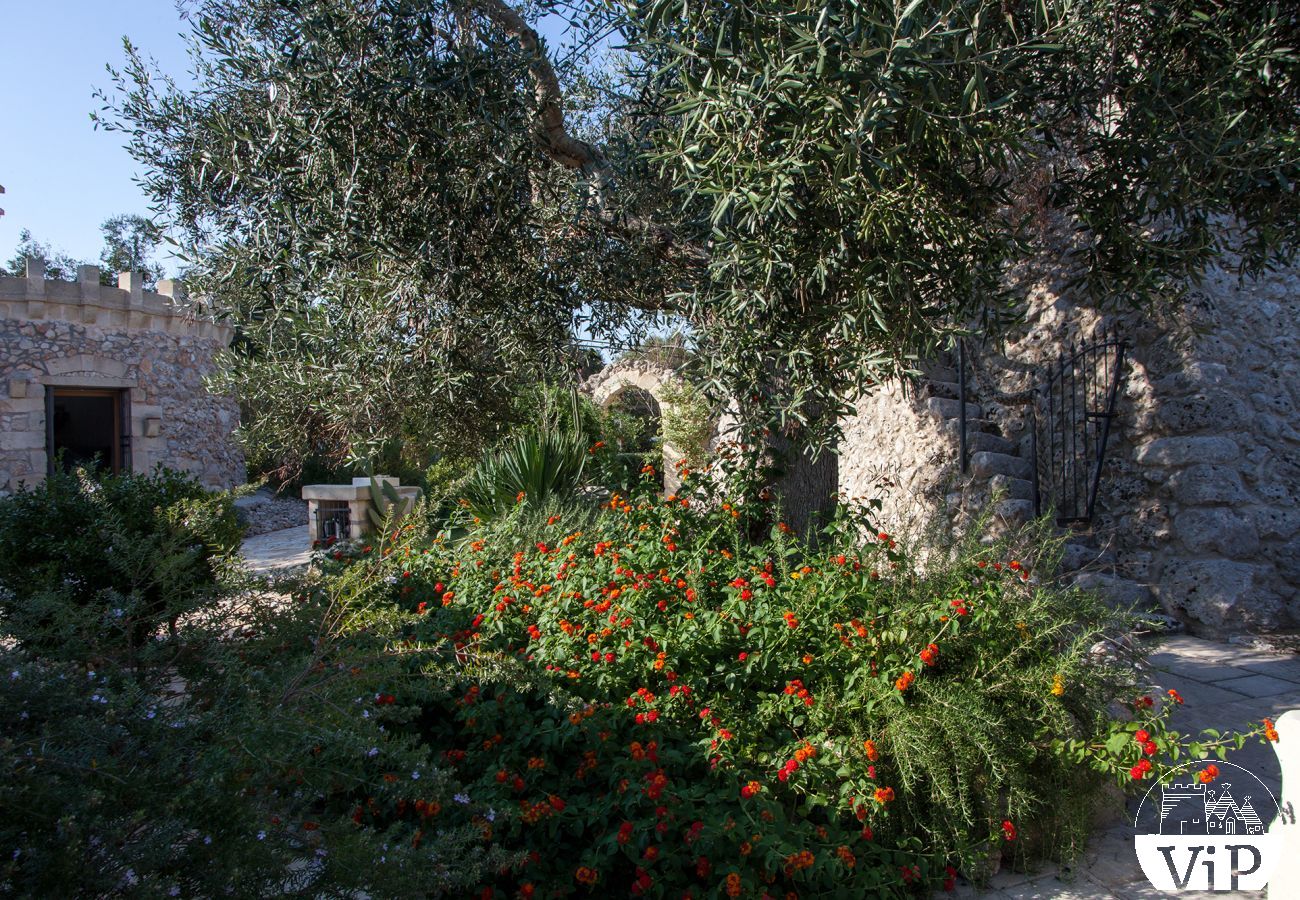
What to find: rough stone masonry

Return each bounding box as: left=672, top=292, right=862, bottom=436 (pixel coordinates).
left=0, top=261, right=244, bottom=492
left=837, top=257, right=1300, bottom=634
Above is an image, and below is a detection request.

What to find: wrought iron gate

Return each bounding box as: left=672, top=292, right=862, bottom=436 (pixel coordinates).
left=1031, top=330, right=1128, bottom=525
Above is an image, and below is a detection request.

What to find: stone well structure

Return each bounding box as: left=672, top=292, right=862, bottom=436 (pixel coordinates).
left=837, top=260, right=1300, bottom=634
left=0, top=261, right=244, bottom=491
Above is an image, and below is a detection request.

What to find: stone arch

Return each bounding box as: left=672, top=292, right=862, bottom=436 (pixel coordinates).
left=582, top=359, right=692, bottom=493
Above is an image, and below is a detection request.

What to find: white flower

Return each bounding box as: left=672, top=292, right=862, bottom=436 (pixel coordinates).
left=411, top=771, right=420, bottom=780
left=453, top=792, right=470, bottom=805
left=485, top=808, right=496, bottom=823
left=9, top=670, right=18, bottom=681
left=257, top=831, right=266, bottom=841
left=366, top=747, right=379, bottom=758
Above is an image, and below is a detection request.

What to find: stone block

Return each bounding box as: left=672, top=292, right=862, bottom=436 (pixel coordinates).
left=924, top=396, right=982, bottom=421
left=994, top=498, right=1034, bottom=525
left=1132, top=436, right=1239, bottom=467
left=1154, top=390, right=1248, bottom=432
left=1167, top=464, right=1249, bottom=504
left=1252, top=390, right=1294, bottom=416
left=1072, top=572, right=1152, bottom=608
left=989, top=473, right=1034, bottom=500
left=1160, top=559, right=1281, bottom=629
left=1, top=430, right=46, bottom=451
left=1175, top=507, right=1260, bottom=558
left=1210, top=673, right=1300, bottom=698
left=970, top=451, right=1033, bottom=480
left=1253, top=507, right=1300, bottom=541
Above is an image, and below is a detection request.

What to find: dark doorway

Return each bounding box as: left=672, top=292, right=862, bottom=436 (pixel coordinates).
left=46, top=388, right=127, bottom=474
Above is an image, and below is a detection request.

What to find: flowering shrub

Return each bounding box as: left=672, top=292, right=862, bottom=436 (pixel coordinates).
left=312, top=467, right=1275, bottom=896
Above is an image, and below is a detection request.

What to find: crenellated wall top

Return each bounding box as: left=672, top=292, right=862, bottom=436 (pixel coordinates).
left=0, top=260, right=233, bottom=344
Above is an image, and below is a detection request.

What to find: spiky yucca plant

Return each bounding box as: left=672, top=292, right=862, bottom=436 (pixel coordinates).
left=460, top=429, right=588, bottom=518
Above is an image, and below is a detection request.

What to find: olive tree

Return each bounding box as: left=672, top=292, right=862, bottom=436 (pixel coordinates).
left=98, top=0, right=1297, bottom=502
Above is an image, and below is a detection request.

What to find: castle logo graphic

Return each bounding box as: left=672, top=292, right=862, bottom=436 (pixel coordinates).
left=1134, top=761, right=1282, bottom=891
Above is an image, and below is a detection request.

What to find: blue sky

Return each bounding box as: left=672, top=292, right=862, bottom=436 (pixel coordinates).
left=0, top=1, right=579, bottom=277
left=0, top=1, right=194, bottom=273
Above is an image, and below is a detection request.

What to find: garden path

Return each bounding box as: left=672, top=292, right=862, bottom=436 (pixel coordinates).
left=240, top=524, right=311, bottom=572
left=959, top=634, right=1299, bottom=899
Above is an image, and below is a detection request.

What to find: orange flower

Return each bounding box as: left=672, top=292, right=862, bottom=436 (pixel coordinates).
left=873, top=786, right=895, bottom=804
left=1264, top=718, right=1280, bottom=742
left=1198, top=764, right=1221, bottom=784
left=895, top=671, right=914, bottom=692
left=574, top=866, right=599, bottom=886
left=862, top=739, right=879, bottom=762
left=725, top=872, right=743, bottom=897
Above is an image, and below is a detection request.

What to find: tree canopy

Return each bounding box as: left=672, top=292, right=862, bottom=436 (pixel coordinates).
left=97, top=0, right=1299, bottom=469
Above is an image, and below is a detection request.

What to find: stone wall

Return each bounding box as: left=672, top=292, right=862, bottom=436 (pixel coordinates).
left=0, top=263, right=244, bottom=491
left=837, top=262, right=1300, bottom=633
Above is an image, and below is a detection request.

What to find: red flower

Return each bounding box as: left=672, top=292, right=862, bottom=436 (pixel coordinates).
left=1134, top=729, right=1150, bottom=743
left=1199, top=764, right=1220, bottom=784
left=740, top=780, right=762, bottom=799
left=1130, top=759, right=1153, bottom=780
left=919, top=643, right=939, bottom=666
left=617, top=821, right=634, bottom=845
left=1001, top=819, right=1016, bottom=841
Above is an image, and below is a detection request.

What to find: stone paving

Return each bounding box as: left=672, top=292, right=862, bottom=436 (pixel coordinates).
left=240, top=524, right=312, bottom=573
left=960, top=633, right=1298, bottom=899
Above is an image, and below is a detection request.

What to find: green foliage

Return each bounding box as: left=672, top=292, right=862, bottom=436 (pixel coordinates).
left=0, top=564, right=518, bottom=897
left=0, top=466, right=241, bottom=658
left=100, top=0, right=1297, bottom=455
left=98, top=213, right=163, bottom=289
left=626, top=0, right=1300, bottom=443
left=366, top=476, right=416, bottom=531
left=4, top=228, right=82, bottom=279
left=311, top=471, right=1271, bottom=895
left=98, top=0, right=668, bottom=477
left=460, top=429, right=590, bottom=518
left=658, top=377, right=715, bottom=467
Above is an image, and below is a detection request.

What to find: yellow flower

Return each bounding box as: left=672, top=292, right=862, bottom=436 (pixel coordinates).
left=1051, top=673, right=1065, bottom=696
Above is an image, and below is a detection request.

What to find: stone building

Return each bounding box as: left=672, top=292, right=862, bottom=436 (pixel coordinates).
left=838, top=261, right=1300, bottom=634
left=0, top=261, right=244, bottom=492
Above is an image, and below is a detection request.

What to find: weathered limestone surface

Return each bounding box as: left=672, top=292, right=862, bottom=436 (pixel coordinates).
left=837, top=258, right=1300, bottom=632
left=0, top=267, right=244, bottom=491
